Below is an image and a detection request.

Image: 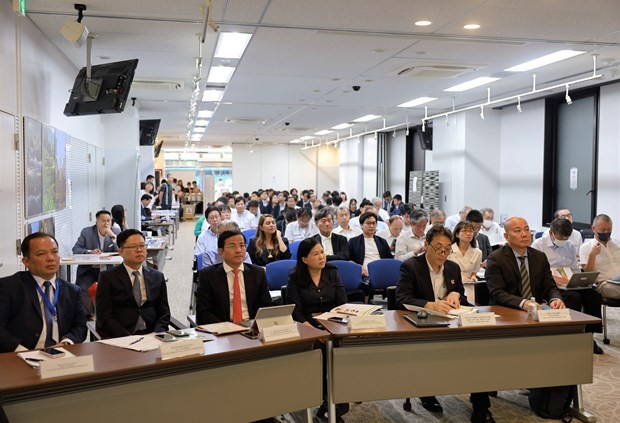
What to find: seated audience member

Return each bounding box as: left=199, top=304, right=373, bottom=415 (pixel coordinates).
left=332, top=207, right=362, bottom=240
left=340, top=191, right=348, bottom=202
left=285, top=207, right=319, bottom=242
left=202, top=220, right=252, bottom=268
left=389, top=194, right=403, bottom=216
left=196, top=230, right=273, bottom=324
left=286, top=237, right=349, bottom=421
left=466, top=210, right=493, bottom=263
left=533, top=218, right=603, bottom=353
left=449, top=222, right=483, bottom=301
left=248, top=214, right=292, bottom=266
left=395, top=210, right=428, bottom=261
left=277, top=195, right=298, bottom=222
left=351, top=201, right=388, bottom=231
left=479, top=208, right=505, bottom=247
left=312, top=208, right=349, bottom=261
left=297, top=190, right=312, bottom=209
left=140, top=182, right=156, bottom=209
left=348, top=212, right=392, bottom=276
left=581, top=214, right=620, bottom=299
left=0, top=233, right=87, bottom=353
left=247, top=200, right=261, bottom=226
left=377, top=215, right=404, bottom=256
left=270, top=193, right=281, bottom=219
left=396, top=225, right=492, bottom=422
left=382, top=190, right=392, bottom=211
left=194, top=206, right=221, bottom=256
left=231, top=196, right=256, bottom=229
left=111, top=204, right=127, bottom=232
left=311, top=198, right=323, bottom=216
left=399, top=203, right=414, bottom=234
left=278, top=209, right=296, bottom=235
left=72, top=210, right=120, bottom=315
left=348, top=198, right=360, bottom=217
left=429, top=209, right=446, bottom=227
left=140, top=195, right=152, bottom=221
left=96, top=229, right=170, bottom=338
left=486, top=216, right=566, bottom=310
left=219, top=205, right=231, bottom=221
left=258, top=190, right=273, bottom=215
left=548, top=208, right=583, bottom=252
left=372, top=197, right=390, bottom=221
left=445, top=206, right=472, bottom=231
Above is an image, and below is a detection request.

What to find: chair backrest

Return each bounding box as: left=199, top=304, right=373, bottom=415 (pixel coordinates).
left=195, top=254, right=203, bottom=271
left=288, top=240, right=302, bottom=260
left=242, top=228, right=257, bottom=246
left=534, top=231, right=543, bottom=239
left=367, top=258, right=402, bottom=290
left=330, top=260, right=363, bottom=292
left=265, top=259, right=297, bottom=290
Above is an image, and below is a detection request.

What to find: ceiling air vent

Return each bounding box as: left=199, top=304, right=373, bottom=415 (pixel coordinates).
left=132, top=80, right=184, bottom=91
left=395, top=64, right=478, bottom=79
left=224, top=118, right=265, bottom=124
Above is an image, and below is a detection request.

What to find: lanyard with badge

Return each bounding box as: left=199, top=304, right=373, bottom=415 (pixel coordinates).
left=35, top=281, right=60, bottom=320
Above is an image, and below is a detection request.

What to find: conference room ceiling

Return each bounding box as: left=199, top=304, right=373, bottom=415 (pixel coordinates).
left=25, top=0, right=620, bottom=150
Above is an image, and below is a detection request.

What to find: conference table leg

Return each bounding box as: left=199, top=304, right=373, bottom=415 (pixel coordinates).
left=572, top=384, right=597, bottom=422
left=327, top=339, right=336, bottom=423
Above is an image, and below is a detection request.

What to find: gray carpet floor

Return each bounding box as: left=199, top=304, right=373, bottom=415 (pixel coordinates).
left=165, top=221, right=620, bottom=422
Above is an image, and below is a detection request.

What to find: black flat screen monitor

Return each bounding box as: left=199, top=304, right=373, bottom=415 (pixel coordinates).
left=64, top=59, right=139, bottom=116
left=140, top=119, right=161, bottom=146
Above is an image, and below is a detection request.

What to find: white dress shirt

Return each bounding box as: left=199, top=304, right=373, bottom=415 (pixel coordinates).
left=542, top=228, right=583, bottom=252
left=28, top=275, right=61, bottom=350
left=123, top=264, right=147, bottom=304
left=448, top=244, right=482, bottom=280
left=444, top=214, right=461, bottom=231
left=376, top=229, right=397, bottom=255
left=395, top=232, right=425, bottom=261
left=223, top=262, right=249, bottom=321
left=194, top=227, right=218, bottom=255
left=580, top=238, right=620, bottom=282
left=231, top=210, right=257, bottom=229
left=284, top=221, right=319, bottom=242
left=332, top=225, right=362, bottom=240
left=531, top=233, right=580, bottom=273
left=426, top=257, right=447, bottom=300
left=480, top=221, right=505, bottom=246
left=320, top=233, right=334, bottom=256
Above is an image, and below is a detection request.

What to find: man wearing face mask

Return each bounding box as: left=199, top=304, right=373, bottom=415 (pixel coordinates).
left=479, top=208, right=505, bottom=247
left=581, top=214, right=620, bottom=300
left=533, top=218, right=603, bottom=354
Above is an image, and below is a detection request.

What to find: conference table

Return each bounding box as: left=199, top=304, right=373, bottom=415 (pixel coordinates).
left=320, top=307, right=599, bottom=423
left=60, top=254, right=124, bottom=282
left=0, top=324, right=327, bottom=423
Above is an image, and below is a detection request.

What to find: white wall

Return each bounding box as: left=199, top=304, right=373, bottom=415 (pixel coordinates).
left=361, top=134, right=378, bottom=199
left=339, top=137, right=362, bottom=199
left=139, top=145, right=155, bottom=182
left=597, top=84, right=620, bottom=220
left=386, top=131, right=406, bottom=198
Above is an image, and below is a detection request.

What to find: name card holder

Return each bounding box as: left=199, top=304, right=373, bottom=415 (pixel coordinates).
left=159, top=339, right=204, bottom=360
left=260, top=323, right=300, bottom=343
left=349, top=315, right=387, bottom=330
left=536, top=309, right=572, bottom=322
left=459, top=312, right=497, bottom=327
left=39, top=355, right=95, bottom=379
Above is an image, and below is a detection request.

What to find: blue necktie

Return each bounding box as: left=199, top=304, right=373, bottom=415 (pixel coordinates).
left=43, top=281, right=56, bottom=347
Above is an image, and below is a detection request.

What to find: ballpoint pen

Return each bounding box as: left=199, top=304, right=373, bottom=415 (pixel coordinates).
left=25, top=357, right=44, bottom=362
left=129, top=336, right=144, bottom=345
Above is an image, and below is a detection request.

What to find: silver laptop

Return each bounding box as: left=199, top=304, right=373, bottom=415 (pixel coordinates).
left=558, top=271, right=599, bottom=290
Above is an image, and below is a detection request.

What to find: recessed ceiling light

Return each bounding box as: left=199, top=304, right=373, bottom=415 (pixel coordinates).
left=315, top=130, right=333, bottom=136
left=193, top=127, right=206, bottom=133
left=198, top=110, right=214, bottom=118
left=300, top=136, right=314, bottom=140
left=397, top=97, right=438, bottom=108
left=214, top=32, right=252, bottom=59
left=195, top=120, right=210, bottom=126
left=290, top=139, right=303, bottom=144
left=207, top=66, right=236, bottom=84
left=415, top=20, right=432, bottom=26
left=202, top=90, right=224, bottom=102
left=505, top=50, right=586, bottom=72
left=444, top=76, right=500, bottom=92
left=464, top=24, right=481, bottom=30
left=353, top=114, right=381, bottom=123
left=331, top=123, right=353, bottom=130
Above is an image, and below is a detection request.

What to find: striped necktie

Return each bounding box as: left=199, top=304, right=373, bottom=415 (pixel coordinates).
left=518, top=256, right=532, bottom=300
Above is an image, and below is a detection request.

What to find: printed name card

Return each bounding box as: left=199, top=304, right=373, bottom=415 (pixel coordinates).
left=261, top=323, right=300, bottom=342
left=39, top=355, right=94, bottom=379
left=536, top=309, right=572, bottom=322
left=159, top=339, right=204, bottom=360
left=459, top=312, right=497, bottom=327
left=349, top=315, right=387, bottom=330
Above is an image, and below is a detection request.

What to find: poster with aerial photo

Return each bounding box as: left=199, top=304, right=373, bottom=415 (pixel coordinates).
left=24, top=117, right=42, bottom=218
left=42, top=124, right=56, bottom=213
left=26, top=216, right=55, bottom=237
left=55, top=130, right=67, bottom=210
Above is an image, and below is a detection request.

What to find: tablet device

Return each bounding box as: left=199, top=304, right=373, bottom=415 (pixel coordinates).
left=404, top=313, right=451, bottom=328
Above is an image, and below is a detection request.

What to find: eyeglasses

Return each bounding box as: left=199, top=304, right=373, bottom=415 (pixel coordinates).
left=428, top=243, right=451, bottom=255
left=224, top=243, right=246, bottom=250
left=123, top=244, right=146, bottom=251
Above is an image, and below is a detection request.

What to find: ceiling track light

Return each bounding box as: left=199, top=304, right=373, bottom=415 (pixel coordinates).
left=565, top=85, right=572, bottom=105
left=480, top=105, right=485, bottom=120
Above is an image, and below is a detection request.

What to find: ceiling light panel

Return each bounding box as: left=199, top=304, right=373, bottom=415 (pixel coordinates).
left=207, top=66, right=236, bottom=84
left=353, top=114, right=381, bottom=122
left=314, top=130, right=333, bottom=135
left=444, top=77, right=500, bottom=92
left=505, top=50, right=586, bottom=72
left=202, top=89, right=224, bottom=102
left=331, top=123, right=353, bottom=130
left=214, top=33, right=253, bottom=59
left=398, top=97, right=438, bottom=108
left=198, top=110, right=215, bottom=118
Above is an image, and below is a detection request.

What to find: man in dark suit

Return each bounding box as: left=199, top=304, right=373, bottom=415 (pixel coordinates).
left=348, top=211, right=392, bottom=277
left=313, top=208, right=349, bottom=261
left=486, top=216, right=565, bottom=310
left=196, top=229, right=273, bottom=324
left=72, top=210, right=120, bottom=315
left=96, top=229, right=170, bottom=338
left=140, top=194, right=152, bottom=221
left=0, top=233, right=87, bottom=353
left=396, top=225, right=493, bottom=423
left=467, top=210, right=493, bottom=262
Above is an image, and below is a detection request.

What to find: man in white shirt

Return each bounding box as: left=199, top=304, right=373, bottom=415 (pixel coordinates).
left=372, top=197, right=390, bottom=222
left=351, top=200, right=388, bottom=232
left=429, top=209, right=446, bottom=226
left=377, top=215, right=404, bottom=256
left=231, top=196, right=257, bottom=229
left=194, top=206, right=221, bottom=256
left=479, top=208, right=505, bottom=247
left=581, top=214, right=620, bottom=299
left=332, top=207, right=362, bottom=240
left=396, top=210, right=428, bottom=261
left=445, top=206, right=472, bottom=231
left=312, top=208, right=349, bottom=261
left=548, top=208, right=583, bottom=252
left=284, top=208, right=319, bottom=242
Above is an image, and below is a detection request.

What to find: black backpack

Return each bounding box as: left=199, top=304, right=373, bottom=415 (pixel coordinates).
left=528, top=385, right=575, bottom=422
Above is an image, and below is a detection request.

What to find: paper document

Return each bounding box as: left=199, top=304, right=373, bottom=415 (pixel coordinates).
left=97, top=334, right=161, bottom=352
left=314, top=312, right=343, bottom=321
left=196, top=322, right=248, bottom=335
left=447, top=306, right=479, bottom=316
left=330, top=303, right=382, bottom=316
left=552, top=267, right=573, bottom=281
left=18, top=348, right=75, bottom=368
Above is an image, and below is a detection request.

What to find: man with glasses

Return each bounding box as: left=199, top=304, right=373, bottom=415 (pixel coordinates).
left=348, top=211, right=392, bottom=277
left=396, top=225, right=493, bottom=422
left=196, top=229, right=272, bottom=324
left=395, top=210, right=428, bottom=261
left=194, top=206, right=222, bottom=256
left=96, top=229, right=171, bottom=338
left=312, top=208, right=349, bottom=261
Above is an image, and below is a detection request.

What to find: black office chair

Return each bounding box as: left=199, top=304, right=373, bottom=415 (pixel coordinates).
left=602, top=297, right=620, bottom=344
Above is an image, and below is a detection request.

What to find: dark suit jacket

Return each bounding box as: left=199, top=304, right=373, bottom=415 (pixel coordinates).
left=348, top=234, right=392, bottom=266
left=0, top=272, right=87, bottom=352
left=475, top=232, right=493, bottom=262
left=72, top=225, right=120, bottom=278
left=485, top=245, right=562, bottom=309
left=95, top=265, right=171, bottom=338
left=141, top=206, right=152, bottom=221
left=196, top=263, right=273, bottom=324
left=313, top=233, right=349, bottom=261
left=247, top=237, right=291, bottom=266
left=395, top=254, right=467, bottom=309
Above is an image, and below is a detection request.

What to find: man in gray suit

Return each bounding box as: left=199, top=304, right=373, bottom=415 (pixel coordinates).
left=72, top=210, right=120, bottom=315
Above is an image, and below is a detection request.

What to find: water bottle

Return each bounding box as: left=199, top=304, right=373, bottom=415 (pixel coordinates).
left=527, top=297, right=538, bottom=320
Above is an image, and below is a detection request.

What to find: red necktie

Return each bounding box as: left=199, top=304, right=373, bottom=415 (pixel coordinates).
left=232, top=268, right=242, bottom=323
